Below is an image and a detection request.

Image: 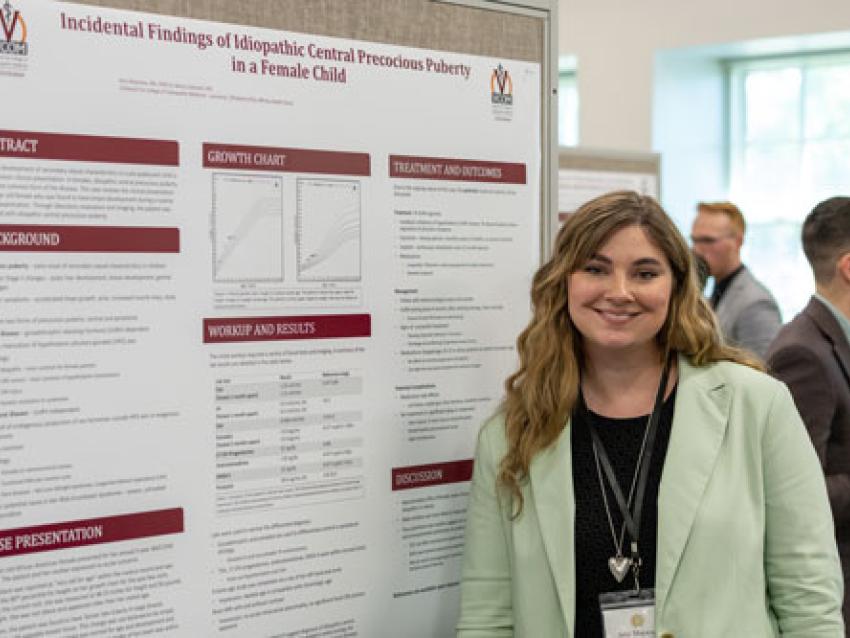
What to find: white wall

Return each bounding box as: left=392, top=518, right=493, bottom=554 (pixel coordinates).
left=560, top=0, right=850, bottom=152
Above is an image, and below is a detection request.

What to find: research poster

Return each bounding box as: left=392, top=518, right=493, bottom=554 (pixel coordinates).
left=0, top=2, right=541, bottom=636
left=554, top=167, right=658, bottom=240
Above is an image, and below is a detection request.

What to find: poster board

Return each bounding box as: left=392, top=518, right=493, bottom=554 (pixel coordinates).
left=0, top=0, right=555, bottom=636
left=552, top=146, right=661, bottom=253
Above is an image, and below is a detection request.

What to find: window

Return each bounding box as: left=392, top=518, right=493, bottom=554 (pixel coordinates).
left=727, top=52, right=850, bottom=319
left=558, top=69, right=579, bottom=146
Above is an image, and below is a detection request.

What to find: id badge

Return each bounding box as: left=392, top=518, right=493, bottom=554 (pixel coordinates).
left=599, top=588, right=655, bottom=638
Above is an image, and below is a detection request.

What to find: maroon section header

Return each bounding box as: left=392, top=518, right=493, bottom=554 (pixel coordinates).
left=392, top=459, right=474, bottom=491
left=389, top=155, right=526, bottom=184
left=204, top=143, right=370, bottom=176
left=0, top=508, right=184, bottom=558
left=204, top=313, right=371, bottom=343
left=0, top=224, right=180, bottom=253
left=0, top=130, right=178, bottom=166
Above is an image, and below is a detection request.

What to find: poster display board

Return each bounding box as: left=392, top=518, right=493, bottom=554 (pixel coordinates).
left=553, top=148, right=660, bottom=247
left=0, top=2, right=541, bottom=636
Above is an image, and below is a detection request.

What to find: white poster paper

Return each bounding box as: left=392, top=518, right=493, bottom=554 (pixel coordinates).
left=555, top=168, right=658, bottom=241
left=0, top=2, right=540, bottom=636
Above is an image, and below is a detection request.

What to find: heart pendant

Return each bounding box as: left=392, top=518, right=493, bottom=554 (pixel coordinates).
left=608, top=555, right=632, bottom=583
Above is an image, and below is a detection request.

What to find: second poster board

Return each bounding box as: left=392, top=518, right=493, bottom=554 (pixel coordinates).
left=552, top=147, right=660, bottom=254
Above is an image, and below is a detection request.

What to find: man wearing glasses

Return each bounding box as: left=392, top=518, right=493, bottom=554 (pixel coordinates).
left=691, top=201, right=782, bottom=360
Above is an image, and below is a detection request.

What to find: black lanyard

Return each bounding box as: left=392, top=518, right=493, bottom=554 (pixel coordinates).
left=579, top=357, right=671, bottom=565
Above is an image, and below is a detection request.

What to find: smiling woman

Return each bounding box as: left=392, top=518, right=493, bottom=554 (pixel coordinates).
left=456, top=190, right=844, bottom=638
left=567, top=225, right=672, bottom=364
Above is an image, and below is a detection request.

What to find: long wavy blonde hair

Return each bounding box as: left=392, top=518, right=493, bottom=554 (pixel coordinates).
left=499, top=191, right=761, bottom=515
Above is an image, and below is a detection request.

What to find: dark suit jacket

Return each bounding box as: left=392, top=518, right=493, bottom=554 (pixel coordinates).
left=767, top=297, right=850, bottom=583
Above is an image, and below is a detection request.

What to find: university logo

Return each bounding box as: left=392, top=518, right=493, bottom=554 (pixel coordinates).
left=490, top=63, right=513, bottom=105
left=0, top=0, right=28, bottom=56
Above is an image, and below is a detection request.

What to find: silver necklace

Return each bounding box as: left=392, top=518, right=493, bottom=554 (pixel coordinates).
left=590, top=411, right=652, bottom=583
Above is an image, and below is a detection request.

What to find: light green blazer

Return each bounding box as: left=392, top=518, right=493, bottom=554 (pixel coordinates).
left=457, top=356, right=844, bottom=637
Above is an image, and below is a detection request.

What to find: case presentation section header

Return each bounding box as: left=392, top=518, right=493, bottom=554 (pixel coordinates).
left=0, top=508, right=184, bottom=558
left=0, top=130, right=179, bottom=166
left=203, top=314, right=372, bottom=343
left=203, top=143, right=370, bottom=176
left=0, top=225, right=180, bottom=252
left=388, top=155, right=526, bottom=184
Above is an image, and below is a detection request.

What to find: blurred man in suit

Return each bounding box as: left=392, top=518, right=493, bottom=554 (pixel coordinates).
left=691, top=201, right=782, bottom=359
left=767, top=195, right=850, bottom=628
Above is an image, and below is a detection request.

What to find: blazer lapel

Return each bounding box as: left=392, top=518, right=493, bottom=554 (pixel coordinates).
left=807, top=298, right=850, bottom=386
left=655, top=356, right=731, bottom=618
left=529, top=422, right=575, bottom=636
left=835, top=336, right=850, bottom=387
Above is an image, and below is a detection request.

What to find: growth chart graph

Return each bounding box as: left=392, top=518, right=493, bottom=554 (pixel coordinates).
left=296, top=178, right=362, bottom=282
left=213, top=173, right=284, bottom=282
